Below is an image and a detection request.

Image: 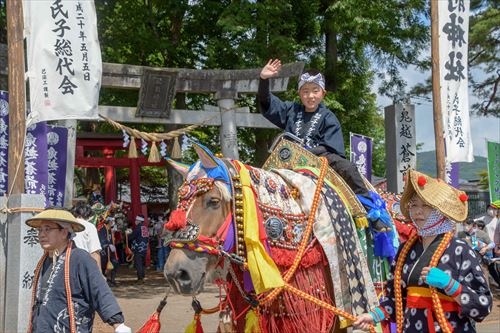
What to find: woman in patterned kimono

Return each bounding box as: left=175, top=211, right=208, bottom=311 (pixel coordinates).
left=354, top=169, right=492, bottom=333
left=26, top=209, right=131, bottom=333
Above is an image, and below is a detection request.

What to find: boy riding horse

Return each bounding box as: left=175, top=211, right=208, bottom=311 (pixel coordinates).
left=258, top=59, right=392, bottom=238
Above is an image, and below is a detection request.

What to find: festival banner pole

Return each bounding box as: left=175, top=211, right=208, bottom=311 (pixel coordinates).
left=6, top=0, right=26, bottom=195
left=3, top=3, right=45, bottom=333
left=431, top=0, right=446, bottom=180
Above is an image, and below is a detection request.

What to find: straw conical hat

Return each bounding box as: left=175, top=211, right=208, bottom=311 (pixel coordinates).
left=26, top=209, right=85, bottom=232
left=400, top=169, right=468, bottom=223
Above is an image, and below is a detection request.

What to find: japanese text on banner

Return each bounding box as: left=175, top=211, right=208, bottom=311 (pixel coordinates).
left=350, top=133, right=373, bottom=182
left=0, top=91, right=8, bottom=196
left=396, top=105, right=416, bottom=186
left=24, top=0, right=102, bottom=125
left=439, top=0, right=473, bottom=162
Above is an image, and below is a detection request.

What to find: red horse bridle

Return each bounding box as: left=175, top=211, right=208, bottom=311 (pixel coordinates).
left=164, top=177, right=234, bottom=257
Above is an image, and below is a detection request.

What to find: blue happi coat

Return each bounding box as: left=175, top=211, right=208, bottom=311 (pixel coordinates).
left=258, top=79, right=345, bottom=158
left=129, top=222, right=149, bottom=254
left=30, top=245, right=123, bottom=332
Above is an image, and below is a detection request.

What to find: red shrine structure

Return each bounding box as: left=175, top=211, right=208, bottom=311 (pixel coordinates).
left=75, top=133, right=166, bottom=219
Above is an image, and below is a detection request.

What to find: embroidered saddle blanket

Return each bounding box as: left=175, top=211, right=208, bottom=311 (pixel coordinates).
left=246, top=166, right=378, bottom=318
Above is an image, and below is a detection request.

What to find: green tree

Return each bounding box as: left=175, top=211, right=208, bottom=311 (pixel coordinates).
left=478, top=169, right=489, bottom=190
left=411, top=0, right=499, bottom=117
left=468, top=0, right=499, bottom=117
left=210, top=0, right=429, bottom=176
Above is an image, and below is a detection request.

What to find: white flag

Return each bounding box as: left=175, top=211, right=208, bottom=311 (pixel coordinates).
left=439, top=0, right=473, bottom=162
left=24, top=0, right=102, bottom=125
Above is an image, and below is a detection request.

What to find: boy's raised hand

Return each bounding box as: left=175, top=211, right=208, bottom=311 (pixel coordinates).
left=260, top=59, right=282, bottom=79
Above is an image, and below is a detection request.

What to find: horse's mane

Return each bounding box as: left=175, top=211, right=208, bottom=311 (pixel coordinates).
left=214, top=180, right=231, bottom=202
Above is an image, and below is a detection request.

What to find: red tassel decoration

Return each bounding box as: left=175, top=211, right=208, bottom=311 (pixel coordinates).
left=164, top=209, right=187, bottom=231
left=137, top=296, right=168, bottom=333
left=261, top=242, right=335, bottom=333
left=185, top=314, right=204, bottom=333
left=459, top=193, right=468, bottom=202
left=417, top=176, right=427, bottom=187
left=137, top=312, right=161, bottom=333
left=195, top=314, right=204, bottom=333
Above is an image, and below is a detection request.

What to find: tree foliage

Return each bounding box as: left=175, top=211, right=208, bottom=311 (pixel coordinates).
left=411, top=0, right=499, bottom=117
left=468, top=0, right=499, bottom=116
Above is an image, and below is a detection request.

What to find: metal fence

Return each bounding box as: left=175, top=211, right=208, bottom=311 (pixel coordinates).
left=465, top=190, right=491, bottom=219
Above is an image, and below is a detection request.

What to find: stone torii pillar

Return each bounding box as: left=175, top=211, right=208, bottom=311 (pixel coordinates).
left=216, top=89, right=239, bottom=159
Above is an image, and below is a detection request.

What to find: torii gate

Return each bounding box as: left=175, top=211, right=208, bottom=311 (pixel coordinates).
left=98, top=61, right=304, bottom=158
left=82, top=61, right=305, bottom=217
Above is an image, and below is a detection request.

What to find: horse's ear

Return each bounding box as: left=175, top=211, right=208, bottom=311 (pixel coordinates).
left=165, top=157, right=190, bottom=178
left=192, top=142, right=219, bottom=169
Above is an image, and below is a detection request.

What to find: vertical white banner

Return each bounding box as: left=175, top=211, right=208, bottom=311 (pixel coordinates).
left=439, top=0, right=473, bottom=162
left=395, top=104, right=417, bottom=190
left=24, top=0, right=102, bottom=125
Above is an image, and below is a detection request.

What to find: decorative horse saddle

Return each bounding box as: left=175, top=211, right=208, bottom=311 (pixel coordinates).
left=262, top=135, right=367, bottom=219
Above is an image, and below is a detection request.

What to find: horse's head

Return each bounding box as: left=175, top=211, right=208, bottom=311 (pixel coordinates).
left=163, top=143, right=233, bottom=295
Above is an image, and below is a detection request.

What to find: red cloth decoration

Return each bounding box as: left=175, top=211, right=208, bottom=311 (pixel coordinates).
left=164, top=209, right=187, bottom=231
left=137, top=312, right=161, bottom=333
left=270, top=245, right=323, bottom=269
left=417, top=176, right=427, bottom=187
left=394, top=220, right=416, bottom=243
left=459, top=193, right=468, bottom=202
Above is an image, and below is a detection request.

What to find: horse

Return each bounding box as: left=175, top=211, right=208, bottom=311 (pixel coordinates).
left=163, top=141, right=391, bottom=333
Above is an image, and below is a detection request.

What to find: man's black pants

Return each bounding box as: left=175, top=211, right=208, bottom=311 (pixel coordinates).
left=134, top=252, right=146, bottom=280
left=321, top=152, right=371, bottom=199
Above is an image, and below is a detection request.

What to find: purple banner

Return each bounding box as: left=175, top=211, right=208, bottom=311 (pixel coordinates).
left=0, top=95, right=68, bottom=206
left=25, top=122, right=49, bottom=205
left=445, top=161, right=460, bottom=189
left=47, top=127, right=68, bottom=207
left=350, top=133, right=373, bottom=182
left=0, top=91, right=8, bottom=195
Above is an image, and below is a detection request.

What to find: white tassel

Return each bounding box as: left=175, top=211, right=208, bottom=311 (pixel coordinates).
left=122, top=130, right=130, bottom=148
left=141, top=139, right=148, bottom=156
left=160, top=140, right=167, bottom=158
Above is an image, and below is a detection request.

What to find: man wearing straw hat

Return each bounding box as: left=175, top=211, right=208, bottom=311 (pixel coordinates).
left=354, top=169, right=492, bottom=332
left=25, top=208, right=131, bottom=333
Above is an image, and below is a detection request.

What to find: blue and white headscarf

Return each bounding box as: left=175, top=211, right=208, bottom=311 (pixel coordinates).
left=410, top=209, right=455, bottom=237
left=298, top=73, right=325, bottom=91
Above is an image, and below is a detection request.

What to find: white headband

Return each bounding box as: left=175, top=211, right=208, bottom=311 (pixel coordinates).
left=298, top=73, right=325, bottom=91
left=136, top=216, right=145, bottom=222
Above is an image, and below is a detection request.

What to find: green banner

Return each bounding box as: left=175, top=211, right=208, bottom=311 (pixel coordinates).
left=487, top=141, right=500, bottom=202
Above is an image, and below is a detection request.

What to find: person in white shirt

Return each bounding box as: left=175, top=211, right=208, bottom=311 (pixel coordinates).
left=71, top=202, right=102, bottom=267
